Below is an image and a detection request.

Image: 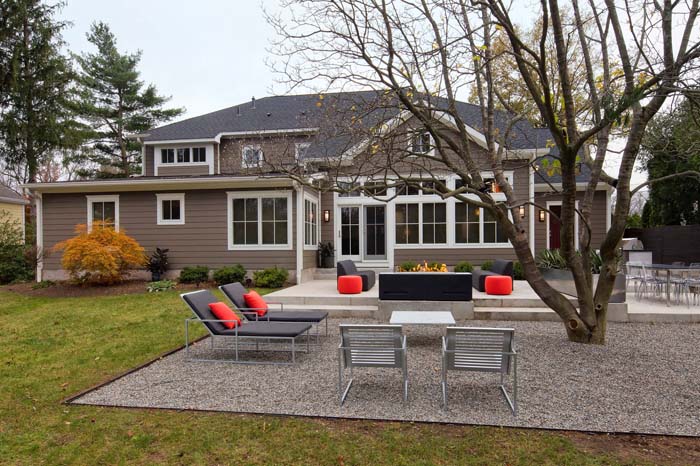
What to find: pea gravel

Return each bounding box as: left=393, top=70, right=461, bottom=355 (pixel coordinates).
left=72, top=319, right=700, bottom=436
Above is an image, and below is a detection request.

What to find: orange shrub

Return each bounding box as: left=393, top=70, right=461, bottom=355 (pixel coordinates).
left=53, top=223, right=146, bottom=285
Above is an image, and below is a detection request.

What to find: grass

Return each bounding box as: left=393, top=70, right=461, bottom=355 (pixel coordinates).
left=0, top=288, right=653, bottom=465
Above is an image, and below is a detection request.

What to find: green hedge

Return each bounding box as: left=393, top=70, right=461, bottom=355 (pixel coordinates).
left=179, top=266, right=209, bottom=284
left=253, top=266, right=288, bottom=288
left=213, top=264, right=247, bottom=286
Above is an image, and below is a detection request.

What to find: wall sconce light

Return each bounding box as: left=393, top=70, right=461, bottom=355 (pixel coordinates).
left=518, top=206, right=525, bottom=219
left=539, top=210, right=545, bottom=222
left=323, top=209, right=330, bottom=223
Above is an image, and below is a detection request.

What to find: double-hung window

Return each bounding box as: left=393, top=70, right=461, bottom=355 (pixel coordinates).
left=192, top=147, right=206, bottom=163
left=410, top=131, right=432, bottom=155
left=228, top=192, right=291, bottom=249
left=304, top=198, right=318, bottom=247
left=395, top=203, right=419, bottom=244
left=161, top=148, right=175, bottom=164
left=177, top=148, right=190, bottom=163
left=87, top=195, right=119, bottom=231
left=422, top=203, right=447, bottom=244
left=157, top=193, right=185, bottom=225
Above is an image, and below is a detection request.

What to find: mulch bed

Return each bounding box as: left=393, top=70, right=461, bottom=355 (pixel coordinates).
left=0, top=279, right=203, bottom=298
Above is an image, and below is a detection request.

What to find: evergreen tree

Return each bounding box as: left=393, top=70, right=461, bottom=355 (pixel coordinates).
left=640, top=95, right=700, bottom=226
left=74, top=22, right=184, bottom=177
left=0, top=0, right=78, bottom=185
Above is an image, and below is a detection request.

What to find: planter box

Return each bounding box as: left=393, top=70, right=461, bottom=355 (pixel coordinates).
left=378, top=272, right=472, bottom=301
left=540, top=269, right=626, bottom=303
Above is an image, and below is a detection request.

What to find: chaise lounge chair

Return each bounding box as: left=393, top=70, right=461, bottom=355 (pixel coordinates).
left=219, top=282, right=329, bottom=339
left=181, top=290, right=312, bottom=365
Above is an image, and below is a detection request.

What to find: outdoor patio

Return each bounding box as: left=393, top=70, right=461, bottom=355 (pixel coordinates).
left=72, top=318, right=700, bottom=437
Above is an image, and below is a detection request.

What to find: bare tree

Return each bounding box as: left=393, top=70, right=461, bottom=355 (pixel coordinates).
left=264, top=0, right=700, bottom=343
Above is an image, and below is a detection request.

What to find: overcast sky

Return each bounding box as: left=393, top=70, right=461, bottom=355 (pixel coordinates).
left=59, top=0, right=278, bottom=118
left=57, top=0, right=646, bottom=186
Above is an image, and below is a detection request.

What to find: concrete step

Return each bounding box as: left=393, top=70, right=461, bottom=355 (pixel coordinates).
left=473, top=307, right=560, bottom=322
left=472, top=297, right=577, bottom=308
left=269, top=294, right=379, bottom=306
left=279, top=304, right=378, bottom=318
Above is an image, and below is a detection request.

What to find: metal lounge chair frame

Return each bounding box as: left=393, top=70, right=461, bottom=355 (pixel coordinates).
left=338, top=324, right=407, bottom=405
left=219, top=283, right=329, bottom=342
left=442, top=327, right=518, bottom=415
left=181, top=290, right=311, bottom=365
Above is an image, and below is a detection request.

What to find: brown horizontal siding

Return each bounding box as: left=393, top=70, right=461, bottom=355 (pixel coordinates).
left=42, top=189, right=298, bottom=273
left=144, top=146, right=154, bottom=176
left=157, top=165, right=210, bottom=176
left=303, top=250, right=317, bottom=269
left=534, top=190, right=608, bottom=254
left=394, top=248, right=517, bottom=267
left=320, top=191, right=334, bottom=245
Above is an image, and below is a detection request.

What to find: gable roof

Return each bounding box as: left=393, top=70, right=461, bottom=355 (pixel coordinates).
left=0, top=183, right=28, bottom=204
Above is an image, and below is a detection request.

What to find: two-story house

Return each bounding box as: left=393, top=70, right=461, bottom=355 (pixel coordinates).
left=24, top=90, right=612, bottom=282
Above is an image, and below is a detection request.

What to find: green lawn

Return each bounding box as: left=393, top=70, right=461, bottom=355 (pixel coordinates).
left=0, top=288, right=649, bottom=465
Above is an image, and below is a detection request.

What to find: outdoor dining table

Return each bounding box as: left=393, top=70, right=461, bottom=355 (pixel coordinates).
left=643, top=263, right=696, bottom=306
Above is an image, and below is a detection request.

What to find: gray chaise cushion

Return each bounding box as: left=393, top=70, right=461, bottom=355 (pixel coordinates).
left=182, top=290, right=228, bottom=334
left=217, top=321, right=312, bottom=337
left=264, top=311, right=328, bottom=323
left=337, top=260, right=376, bottom=291
left=219, top=283, right=248, bottom=310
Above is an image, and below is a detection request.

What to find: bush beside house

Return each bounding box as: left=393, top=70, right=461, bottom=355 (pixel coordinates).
left=54, top=223, right=145, bottom=285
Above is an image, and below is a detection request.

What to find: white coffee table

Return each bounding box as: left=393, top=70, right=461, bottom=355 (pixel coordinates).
left=390, top=311, right=456, bottom=326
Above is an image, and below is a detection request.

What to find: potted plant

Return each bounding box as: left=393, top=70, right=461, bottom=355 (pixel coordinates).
left=146, top=248, right=169, bottom=282
left=318, top=241, right=335, bottom=268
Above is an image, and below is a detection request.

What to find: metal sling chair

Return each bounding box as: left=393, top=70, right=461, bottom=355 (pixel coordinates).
left=181, top=290, right=312, bottom=365
left=442, top=327, right=518, bottom=415
left=338, top=324, right=408, bottom=405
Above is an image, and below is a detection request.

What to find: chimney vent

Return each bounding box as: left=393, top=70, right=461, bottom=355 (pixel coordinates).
left=251, top=96, right=256, bottom=109
left=236, top=106, right=241, bottom=116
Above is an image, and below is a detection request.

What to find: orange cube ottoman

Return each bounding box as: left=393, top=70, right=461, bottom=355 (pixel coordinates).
left=484, top=275, right=513, bottom=295
left=338, top=275, right=363, bottom=294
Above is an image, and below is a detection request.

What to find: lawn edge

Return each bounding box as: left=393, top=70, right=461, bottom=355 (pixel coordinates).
left=62, top=335, right=209, bottom=404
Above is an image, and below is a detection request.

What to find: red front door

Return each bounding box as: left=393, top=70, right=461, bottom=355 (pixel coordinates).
left=549, top=205, right=562, bottom=249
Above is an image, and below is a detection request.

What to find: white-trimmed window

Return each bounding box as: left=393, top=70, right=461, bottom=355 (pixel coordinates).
left=422, top=203, right=447, bottom=244
left=160, top=146, right=207, bottom=164
left=161, top=148, right=175, bottom=164
left=395, top=203, right=419, bottom=244
left=227, top=192, right=292, bottom=250
left=242, top=145, right=263, bottom=168
left=454, top=203, right=509, bottom=245
left=304, top=197, right=318, bottom=247
left=295, top=143, right=311, bottom=160
left=87, top=195, right=119, bottom=231
left=156, top=193, right=185, bottom=225
left=192, top=147, right=206, bottom=163
left=410, top=130, right=433, bottom=155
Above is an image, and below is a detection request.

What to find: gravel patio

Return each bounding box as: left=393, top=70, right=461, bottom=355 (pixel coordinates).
left=72, top=319, right=700, bottom=436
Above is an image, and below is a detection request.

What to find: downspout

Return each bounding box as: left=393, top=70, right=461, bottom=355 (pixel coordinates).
left=295, top=182, right=304, bottom=284
left=34, top=191, right=43, bottom=282
left=529, top=156, right=535, bottom=254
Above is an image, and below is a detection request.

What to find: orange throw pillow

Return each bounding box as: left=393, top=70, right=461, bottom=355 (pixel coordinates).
left=243, top=290, right=268, bottom=316
left=208, top=302, right=241, bottom=329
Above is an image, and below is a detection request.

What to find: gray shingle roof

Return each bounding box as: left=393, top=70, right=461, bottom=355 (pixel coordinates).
left=0, top=183, right=23, bottom=201
left=143, top=90, right=580, bottom=184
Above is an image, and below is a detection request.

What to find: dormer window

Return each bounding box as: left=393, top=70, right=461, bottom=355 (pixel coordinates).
left=410, top=131, right=432, bottom=155
left=161, top=149, right=174, bottom=164
left=242, top=145, right=263, bottom=168
left=295, top=143, right=311, bottom=160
